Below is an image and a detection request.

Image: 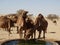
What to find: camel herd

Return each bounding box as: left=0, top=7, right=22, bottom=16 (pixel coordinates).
left=0, top=10, right=48, bottom=40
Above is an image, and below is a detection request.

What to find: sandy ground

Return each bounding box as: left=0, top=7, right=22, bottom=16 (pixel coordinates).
left=0, top=19, right=60, bottom=43
left=45, top=19, right=60, bottom=41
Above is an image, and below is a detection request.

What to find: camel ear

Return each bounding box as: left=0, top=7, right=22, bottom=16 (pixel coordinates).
left=25, top=11, right=28, bottom=14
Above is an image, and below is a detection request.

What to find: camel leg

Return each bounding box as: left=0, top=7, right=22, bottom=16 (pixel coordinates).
left=34, top=30, right=36, bottom=39
left=31, top=34, right=33, bottom=39
left=38, top=30, right=41, bottom=39
left=31, top=29, right=34, bottom=39
left=24, top=30, right=26, bottom=38
left=19, top=29, right=22, bottom=39
left=18, top=26, right=23, bottom=39
left=8, top=20, right=11, bottom=34
left=7, top=28, right=11, bottom=34
left=17, top=26, right=19, bottom=33
left=43, top=30, right=45, bottom=40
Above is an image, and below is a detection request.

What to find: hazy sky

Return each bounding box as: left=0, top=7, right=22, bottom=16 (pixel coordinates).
left=0, top=0, right=60, bottom=16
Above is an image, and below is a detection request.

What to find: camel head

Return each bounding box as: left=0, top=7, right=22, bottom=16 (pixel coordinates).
left=38, top=13, right=44, bottom=20
left=21, top=10, right=28, bottom=20
left=17, top=9, right=28, bottom=19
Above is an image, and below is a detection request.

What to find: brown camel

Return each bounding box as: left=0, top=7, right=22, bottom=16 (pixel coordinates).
left=0, top=14, right=18, bottom=34
left=5, top=14, right=19, bottom=33
left=0, top=16, right=11, bottom=33
left=22, top=17, right=35, bottom=39
left=35, top=14, right=48, bottom=39
left=16, top=10, right=28, bottom=39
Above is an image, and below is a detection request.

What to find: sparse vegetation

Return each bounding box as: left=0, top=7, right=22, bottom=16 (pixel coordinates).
left=46, top=14, right=59, bottom=21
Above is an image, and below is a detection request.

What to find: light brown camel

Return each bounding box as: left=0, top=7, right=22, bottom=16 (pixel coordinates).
left=16, top=10, right=28, bottom=39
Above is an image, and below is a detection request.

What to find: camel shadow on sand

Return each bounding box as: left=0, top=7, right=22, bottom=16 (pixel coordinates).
left=49, top=32, right=56, bottom=33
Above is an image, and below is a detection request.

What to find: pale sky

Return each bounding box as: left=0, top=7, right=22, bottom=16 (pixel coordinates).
left=0, top=0, right=60, bottom=16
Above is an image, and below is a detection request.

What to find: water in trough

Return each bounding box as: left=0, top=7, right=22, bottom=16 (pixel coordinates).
left=1, top=39, right=58, bottom=45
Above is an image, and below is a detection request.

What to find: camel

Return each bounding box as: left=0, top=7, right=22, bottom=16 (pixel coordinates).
left=35, top=14, right=48, bottom=39
left=0, top=16, right=11, bottom=33
left=22, top=17, right=35, bottom=39
left=0, top=14, right=18, bottom=34
left=16, top=10, right=28, bottom=39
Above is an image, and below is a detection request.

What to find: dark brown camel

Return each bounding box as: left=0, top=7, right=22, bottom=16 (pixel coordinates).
left=35, top=14, right=48, bottom=39
left=22, top=17, right=35, bottom=39
left=0, top=16, right=11, bottom=33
